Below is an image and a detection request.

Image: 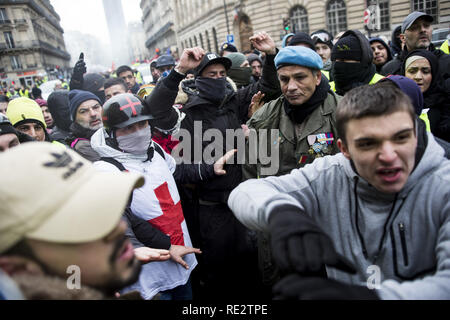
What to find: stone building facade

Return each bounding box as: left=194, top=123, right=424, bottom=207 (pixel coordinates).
left=140, top=0, right=178, bottom=59
left=0, top=0, right=70, bottom=87
left=172, top=0, right=449, bottom=53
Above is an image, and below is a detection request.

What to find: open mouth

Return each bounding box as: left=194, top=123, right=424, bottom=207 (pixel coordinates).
left=376, top=168, right=402, bottom=183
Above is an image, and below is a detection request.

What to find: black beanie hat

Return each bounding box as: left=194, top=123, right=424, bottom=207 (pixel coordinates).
left=288, top=32, right=315, bottom=50
left=331, top=34, right=362, bottom=62
left=0, top=114, right=19, bottom=138
left=82, top=73, right=105, bottom=93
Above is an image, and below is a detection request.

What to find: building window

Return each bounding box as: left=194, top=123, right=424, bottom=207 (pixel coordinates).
left=366, top=0, right=390, bottom=31
left=212, top=28, right=219, bottom=53
left=290, top=6, right=309, bottom=34
left=326, top=0, right=347, bottom=37
left=199, top=33, right=204, bottom=49
left=412, top=0, right=438, bottom=22
left=379, top=0, right=390, bottom=31
left=206, top=30, right=211, bottom=52
left=11, top=56, right=22, bottom=70
left=4, top=31, right=15, bottom=48
left=0, top=8, right=8, bottom=22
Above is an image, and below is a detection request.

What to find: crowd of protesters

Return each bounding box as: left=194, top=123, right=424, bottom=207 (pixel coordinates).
left=0, top=11, right=449, bottom=300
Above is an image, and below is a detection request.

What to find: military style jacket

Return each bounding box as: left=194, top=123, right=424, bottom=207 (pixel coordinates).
left=243, top=92, right=341, bottom=180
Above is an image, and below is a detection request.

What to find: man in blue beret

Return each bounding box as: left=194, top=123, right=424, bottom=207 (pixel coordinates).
left=244, top=45, right=341, bottom=179
left=243, top=45, right=342, bottom=290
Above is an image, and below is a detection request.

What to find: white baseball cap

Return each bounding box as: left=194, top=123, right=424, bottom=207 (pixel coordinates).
left=0, top=142, right=144, bottom=253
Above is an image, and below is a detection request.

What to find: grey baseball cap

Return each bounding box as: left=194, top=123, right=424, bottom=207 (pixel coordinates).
left=401, top=11, right=433, bottom=33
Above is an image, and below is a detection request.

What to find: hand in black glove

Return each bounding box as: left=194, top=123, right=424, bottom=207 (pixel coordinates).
left=72, top=52, right=86, bottom=84
left=268, top=204, right=356, bottom=275
left=273, top=274, right=379, bottom=300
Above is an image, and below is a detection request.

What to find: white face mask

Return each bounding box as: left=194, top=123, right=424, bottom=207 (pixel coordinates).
left=116, top=125, right=152, bottom=155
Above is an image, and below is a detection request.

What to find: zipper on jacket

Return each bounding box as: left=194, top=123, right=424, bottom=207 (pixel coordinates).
left=398, top=222, right=409, bottom=266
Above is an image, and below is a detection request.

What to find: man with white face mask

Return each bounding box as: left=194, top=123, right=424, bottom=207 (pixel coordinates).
left=90, top=93, right=235, bottom=300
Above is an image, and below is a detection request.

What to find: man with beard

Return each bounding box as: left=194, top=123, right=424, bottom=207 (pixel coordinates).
left=381, top=11, right=450, bottom=81
left=66, top=90, right=104, bottom=161
left=0, top=143, right=144, bottom=299
left=329, top=30, right=384, bottom=96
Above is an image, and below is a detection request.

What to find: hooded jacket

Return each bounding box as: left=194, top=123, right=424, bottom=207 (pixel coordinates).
left=369, top=37, right=393, bottom=72
left=330, top=30, right=381, bottom=95
left=228, top=133, right=450, bottom=299
left=47, top=90, right=72, bottom=143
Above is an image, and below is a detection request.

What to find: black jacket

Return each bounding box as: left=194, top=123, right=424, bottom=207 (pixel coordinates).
left=123, top=208, right=171, bottom=250
left=144, top=52, right=281, bottom=202
left=381, top=43, right=450, bottom=81
left=47, top=90, right=72, bottom=143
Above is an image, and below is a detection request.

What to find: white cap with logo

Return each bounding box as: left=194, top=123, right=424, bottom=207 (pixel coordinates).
left=0, top=142, right=144, bottom=253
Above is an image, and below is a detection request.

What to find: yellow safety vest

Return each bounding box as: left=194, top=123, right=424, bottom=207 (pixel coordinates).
left=330, top=73, right=384, bottom=92
left=19, top=89, right=29, bottom=97
left=321, top=70, right=330, bottom=80
left=440, top=40, right=449, bottom=55
left=420, top=112, right=431, bottom=132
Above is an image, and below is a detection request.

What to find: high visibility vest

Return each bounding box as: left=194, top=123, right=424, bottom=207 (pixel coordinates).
left=135, top=71, right=144, bottom=85
left=329, top=73, right=384, bottom=92
left=441, top=40, right=449, bottom=55
left=321, top=70, right=330, bottom=80
left=19, top=89, right=29, bottom=97
left=420, top=110, right=431, bottom=132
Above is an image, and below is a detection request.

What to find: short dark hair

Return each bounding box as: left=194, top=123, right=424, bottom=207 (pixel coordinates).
left=336, top=83, right=416, bottom=144
left=104, top=77, right=127, bottom=91
left=116, top=65, right=133, bottom=77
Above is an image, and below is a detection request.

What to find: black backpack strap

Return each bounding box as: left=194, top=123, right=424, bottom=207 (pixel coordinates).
left=153, top=143, right=166, bottom=160
left=100, top=157, right=127, bottom=172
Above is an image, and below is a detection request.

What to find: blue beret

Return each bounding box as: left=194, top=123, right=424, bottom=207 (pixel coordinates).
left=275, top=46, right=323, bottom=70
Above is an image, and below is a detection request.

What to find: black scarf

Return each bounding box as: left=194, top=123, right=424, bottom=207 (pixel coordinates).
left=283, top=76, right=331, bottom=124
left=69, top=121, right=98, bottom=139
left=227, top=67, right=252, bottom=88
left=331, top=62, right=376, bottom=96
left=195, top=77, right=233, bottom=105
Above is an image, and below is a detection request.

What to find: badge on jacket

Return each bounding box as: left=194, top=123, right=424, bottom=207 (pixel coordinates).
left=307, top=133, right=334, bottom=158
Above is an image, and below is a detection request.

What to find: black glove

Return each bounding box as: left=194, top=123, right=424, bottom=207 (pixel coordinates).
left=273, top=274, right=379, bottom=300
left=268, top=204, right=356, bottom=275
left=71, top=53, right=87, bottom=85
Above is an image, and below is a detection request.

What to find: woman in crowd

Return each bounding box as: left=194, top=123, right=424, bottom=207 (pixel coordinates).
left=402, top=49, right=450, bottom=142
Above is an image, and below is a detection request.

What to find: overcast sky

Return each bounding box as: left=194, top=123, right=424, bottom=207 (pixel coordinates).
left=51, top=0, right=142, bottom=41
